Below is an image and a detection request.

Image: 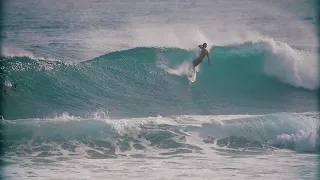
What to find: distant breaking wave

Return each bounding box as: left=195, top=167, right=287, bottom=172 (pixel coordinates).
left=2, top=111, right=319, bottom=159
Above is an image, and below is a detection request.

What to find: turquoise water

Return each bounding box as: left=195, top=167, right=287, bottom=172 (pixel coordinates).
left=1, top=0, right=319, bottom=179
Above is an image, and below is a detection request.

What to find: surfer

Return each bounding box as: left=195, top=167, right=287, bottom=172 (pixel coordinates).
left=191, top=43, right=211, bottom=71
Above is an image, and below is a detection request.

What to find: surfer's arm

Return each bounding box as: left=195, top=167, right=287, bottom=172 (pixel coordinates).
left=207, top=52, right=211, bottom=65
left=198, top=45, right=203, bottom=49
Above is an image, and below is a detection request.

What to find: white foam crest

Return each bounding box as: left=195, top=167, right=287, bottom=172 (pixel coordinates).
left=102, top=115, right=174, bottom=135
left=22, top=111, right=164, bottom=135
left=42, top=112, right=82, bottom=122
left=87, top=109, right=110, bottom=120
left=101, top=114, right=266, bottom=135
left=17, top=112, right=263, bottom=126
left=275, top=129, right=319, bottom=152
left=34, top=111, right=109, bottom=123
left=170, top=114, right=262, bottom=125
left=262, top=38, right=319, bottom=90
left=2, top=46, right=59, bottom=61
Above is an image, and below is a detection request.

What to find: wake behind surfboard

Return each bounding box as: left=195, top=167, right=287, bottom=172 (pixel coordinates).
left=187, top=63, right=197, bottom=83
left=159, top=61, right=198, bottom=83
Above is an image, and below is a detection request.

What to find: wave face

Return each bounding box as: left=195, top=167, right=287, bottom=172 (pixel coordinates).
left=2, top=39, right=318, bottom=119
left=2, top=112, right=320, bottom=159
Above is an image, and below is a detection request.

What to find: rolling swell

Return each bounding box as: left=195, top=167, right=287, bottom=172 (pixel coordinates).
left=2, top=40, right=317, bottom=119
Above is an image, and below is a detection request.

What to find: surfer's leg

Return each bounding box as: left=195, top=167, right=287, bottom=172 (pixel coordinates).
left=192, top=58, right=201, bottom=72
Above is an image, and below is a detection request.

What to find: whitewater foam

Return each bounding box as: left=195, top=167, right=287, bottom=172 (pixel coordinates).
left=4, top=112, right=319, bottom=155
left=275, top=129, right=319, bottom=152
left=262, top=38, right=318, bottom=90
left=2, top=47, right=60, bottom=62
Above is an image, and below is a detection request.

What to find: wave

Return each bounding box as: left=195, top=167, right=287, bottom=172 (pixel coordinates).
left=1, top=46, right=60, bottom=62
left=2, top=112, right=319, bottom=160
left=1, top=38, right=318, bottom=119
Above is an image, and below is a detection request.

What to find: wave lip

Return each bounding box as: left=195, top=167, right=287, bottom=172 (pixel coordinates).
left=262, top=39, right=318, bottom=90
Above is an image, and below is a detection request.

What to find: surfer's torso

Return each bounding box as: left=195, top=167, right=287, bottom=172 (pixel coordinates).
left=199, top=48, right=208, bottom=60
left=192, top=48, right=208, bottom=67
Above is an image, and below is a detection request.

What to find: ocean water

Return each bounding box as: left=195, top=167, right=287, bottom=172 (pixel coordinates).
left=1, top=0, right=319, bottom=179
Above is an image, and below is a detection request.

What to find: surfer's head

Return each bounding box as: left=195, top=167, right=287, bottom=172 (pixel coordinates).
left=202, top=43, right=207, bottom=48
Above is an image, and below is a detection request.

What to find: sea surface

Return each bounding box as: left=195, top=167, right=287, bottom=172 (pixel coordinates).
left=1, top=0, right=319, bottom=179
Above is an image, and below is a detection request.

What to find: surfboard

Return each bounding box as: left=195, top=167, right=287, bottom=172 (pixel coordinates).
left=187, top=71, right=196, bottom=83
left=187, top=64, right=196, bottom=83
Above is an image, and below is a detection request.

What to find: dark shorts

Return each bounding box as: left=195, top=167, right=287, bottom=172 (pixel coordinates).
left=192, top=58, right=203, bottom=67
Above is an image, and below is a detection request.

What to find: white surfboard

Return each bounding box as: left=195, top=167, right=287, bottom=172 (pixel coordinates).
left=187, top=64, right=196, bottom=83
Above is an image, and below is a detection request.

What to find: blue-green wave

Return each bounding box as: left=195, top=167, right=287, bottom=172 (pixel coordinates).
left=2, top=41, right=317, bottom=119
